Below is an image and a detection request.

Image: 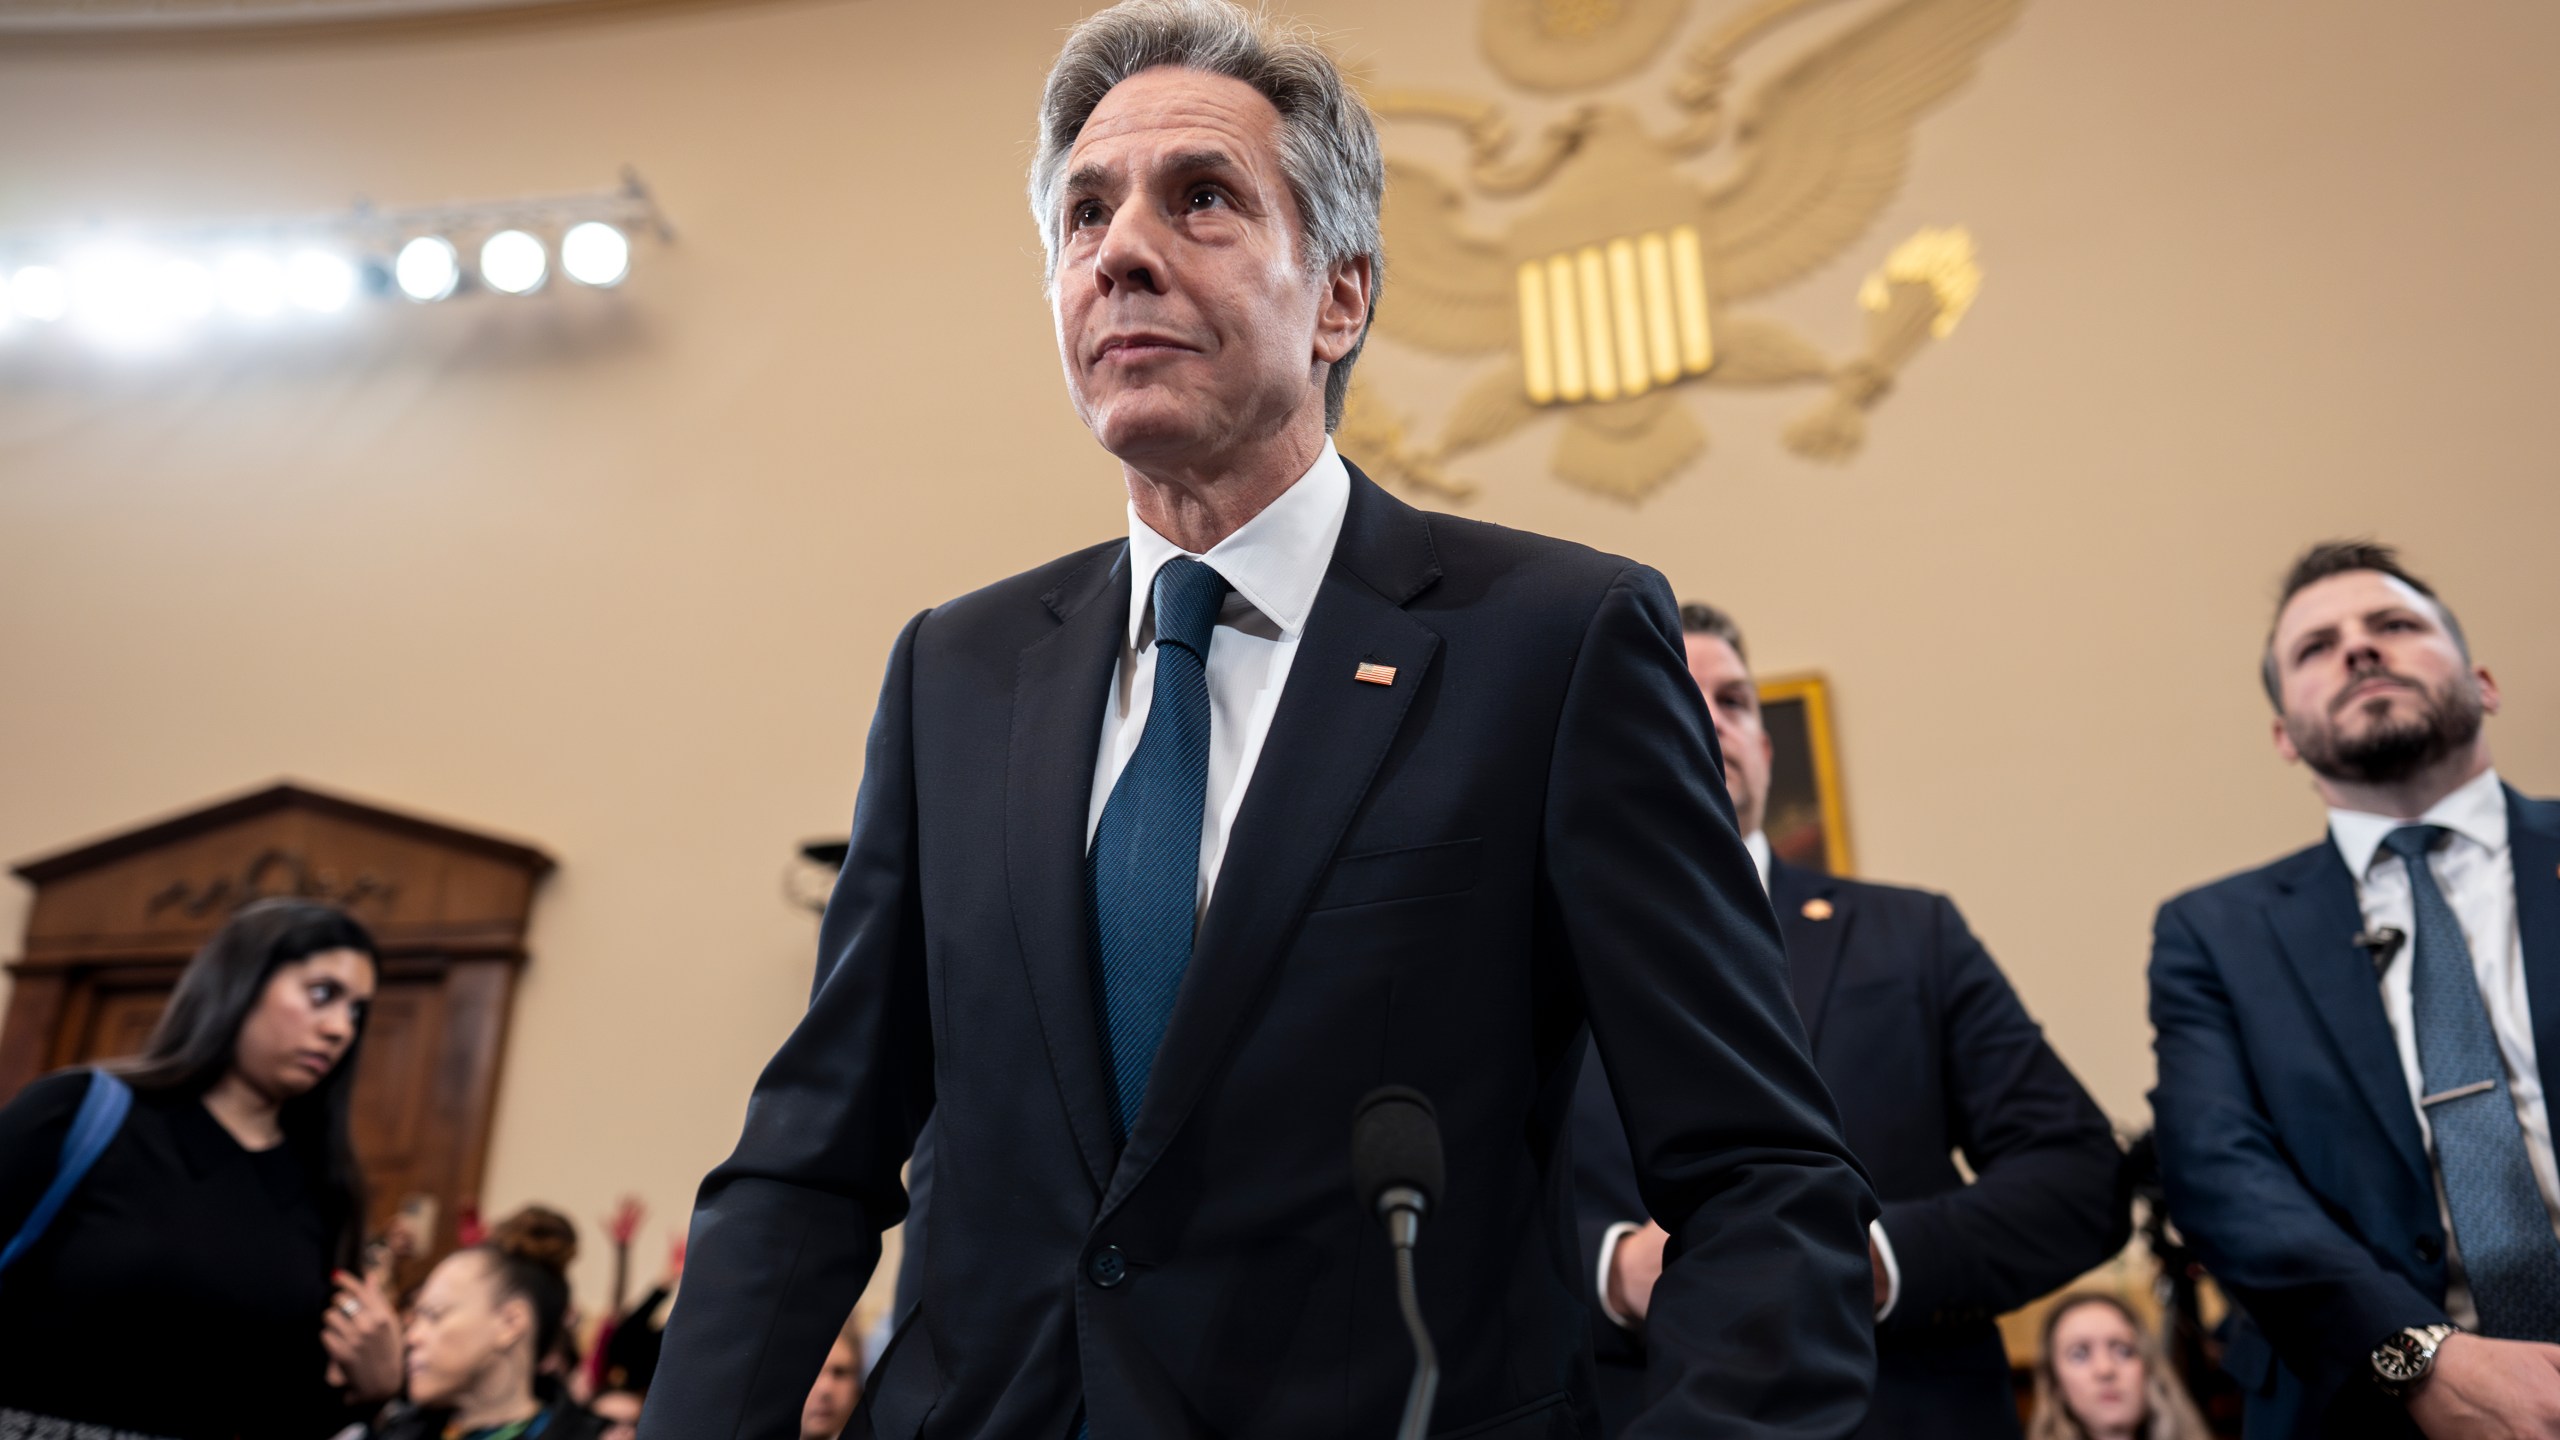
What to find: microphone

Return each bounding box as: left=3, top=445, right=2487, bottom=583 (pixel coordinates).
left=2355, top=926, right=2408, bottom=976
left=1351, top=1086, right=1443, bottom=1440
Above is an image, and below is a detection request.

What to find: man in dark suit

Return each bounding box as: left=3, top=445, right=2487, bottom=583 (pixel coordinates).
left=638, top=5, right=1876, bottom=1438
left=1572, top=603, right=2127, bottom=1439
left=2152, top=540, right=2560, bottom=1438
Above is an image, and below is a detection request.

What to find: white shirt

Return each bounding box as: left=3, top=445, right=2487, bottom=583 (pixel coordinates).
left=2329, top=765, right=2558, bottom=1331
left=1596, top=830, right=1902, bottom=1326
left=1085, top=441, right=1350, bottom=918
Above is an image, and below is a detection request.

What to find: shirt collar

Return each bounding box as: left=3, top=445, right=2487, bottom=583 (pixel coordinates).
left=2328, top=765, right=2508, bottom=879
left=1125, top=440, right=1350, bottom=650
left=1743, top=830, right=1771, bottom=895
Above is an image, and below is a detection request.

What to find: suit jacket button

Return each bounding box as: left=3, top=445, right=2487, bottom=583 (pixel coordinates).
left=2416, top=1235, right=2443, bottom=1263
left=1088, top=1245, right=1128, bottom=1288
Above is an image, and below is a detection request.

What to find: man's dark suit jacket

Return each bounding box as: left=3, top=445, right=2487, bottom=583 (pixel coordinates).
left=1573, top=860, right=2127, bottom=1439
left=638, top=467, right=1878, bottom=1440
left=2150, top=787, right=2560, bottom=1439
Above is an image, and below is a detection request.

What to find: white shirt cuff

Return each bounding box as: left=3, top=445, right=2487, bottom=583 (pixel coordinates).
left=1869, top=1219, right=1901, bottom=1322
left=1595, top=1220, right=1645, bottom=1330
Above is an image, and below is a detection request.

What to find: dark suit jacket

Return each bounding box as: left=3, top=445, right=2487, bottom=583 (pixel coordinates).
left=2150, top=787, right=2560, bottom=1439
left=638, top=468, right=1878, bottom=1440
left=1574, top=861, right=2127, bottom=1439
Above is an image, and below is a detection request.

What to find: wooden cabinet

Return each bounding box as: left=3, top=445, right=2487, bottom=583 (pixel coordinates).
left=2, top=783, right=552, bottom=1284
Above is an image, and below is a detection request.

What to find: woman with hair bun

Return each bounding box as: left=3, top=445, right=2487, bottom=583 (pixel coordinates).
left=377, top=1208, right=607, bottom=1440
left=0, top=897, right=402, bottom=1439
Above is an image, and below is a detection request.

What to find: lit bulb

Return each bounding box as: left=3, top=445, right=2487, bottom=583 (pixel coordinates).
left=218, top=252, right=286, bottom=319
left=11, top=265, right=70, bottom=323
left=395, top=236, right=460, bottom=302
left=70, top=247, right=164, bottom=345
left=152, top=259, right=215, bottom=325
left=560, top=222, right=630, bottom=288
left=285, top=250, right=357, bottom=314
left=479, top=230, right=547, bottom=296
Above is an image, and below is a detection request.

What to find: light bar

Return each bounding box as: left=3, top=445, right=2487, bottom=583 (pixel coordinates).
left=0, top=168, right=669, bottom=353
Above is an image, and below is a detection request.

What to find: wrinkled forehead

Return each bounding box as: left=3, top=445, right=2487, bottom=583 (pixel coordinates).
left=2273, top=569, right=2447, bottom=648
left=1065, top=66, right=1286, bottom=183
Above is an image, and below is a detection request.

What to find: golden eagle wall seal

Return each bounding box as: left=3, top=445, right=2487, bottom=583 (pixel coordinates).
left=1337, top=0, right=2022, bottom=503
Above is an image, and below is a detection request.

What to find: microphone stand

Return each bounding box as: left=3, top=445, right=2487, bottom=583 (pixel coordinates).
left=1378, top=1185, right=1439, bottom=1440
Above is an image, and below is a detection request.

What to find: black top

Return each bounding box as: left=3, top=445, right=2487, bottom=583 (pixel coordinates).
left=369, top=1395, right=608, bottom=1440
left=0, top=1070, right=355, bottom=1440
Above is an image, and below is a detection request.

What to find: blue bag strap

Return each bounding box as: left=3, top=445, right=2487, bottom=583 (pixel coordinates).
left=0, top=1068, right=133, bottom=1279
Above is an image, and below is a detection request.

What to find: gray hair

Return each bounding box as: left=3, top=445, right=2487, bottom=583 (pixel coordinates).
left=1029, top=0, right=1385, bottom=431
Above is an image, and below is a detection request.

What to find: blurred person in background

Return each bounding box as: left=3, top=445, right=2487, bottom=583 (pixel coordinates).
left=798, top=1313, right=864, bottom=1440
left=0, top=898, right=403, bottom=1438
left=374, top=1216, right=606, bottom=1440
left=2029, top=1293, right=2212, bottom=1440
left=1574, top=602, right=2128, bottom=1439
left=487, top=1206, right=586, bottom=1402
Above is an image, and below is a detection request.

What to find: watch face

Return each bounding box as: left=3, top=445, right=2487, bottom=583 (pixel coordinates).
left=2374, top=1333, right=2427, bottom=1383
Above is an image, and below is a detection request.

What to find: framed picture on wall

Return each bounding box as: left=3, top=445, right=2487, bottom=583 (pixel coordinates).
left=1756, top=672, right=1854, bottom=876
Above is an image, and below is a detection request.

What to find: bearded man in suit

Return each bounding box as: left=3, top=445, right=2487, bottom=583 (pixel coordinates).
left=2153, top=541, right=2560, bottom=1438
left=639, top=3, right=1876, bottom=1437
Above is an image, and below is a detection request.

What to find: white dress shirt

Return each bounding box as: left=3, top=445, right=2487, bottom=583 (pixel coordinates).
left=1595, top=830, right=1901, bottom=1326
left=2329, top=765, right=2559, bottom=1331
left=1086, top=441, right=1350, bottom=919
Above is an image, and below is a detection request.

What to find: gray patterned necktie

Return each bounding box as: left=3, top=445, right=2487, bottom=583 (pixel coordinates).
left=2385, top=823, right=2560, bottom=1339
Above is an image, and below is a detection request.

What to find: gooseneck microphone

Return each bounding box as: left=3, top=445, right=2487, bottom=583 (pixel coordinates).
left=1351, top=1086, right=1444, bottom=1440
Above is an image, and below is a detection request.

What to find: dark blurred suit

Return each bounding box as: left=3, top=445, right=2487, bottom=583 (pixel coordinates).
left=1575, top=858, right=2127, bottom=1439
left=640, top=468, right=1878, bottom=1440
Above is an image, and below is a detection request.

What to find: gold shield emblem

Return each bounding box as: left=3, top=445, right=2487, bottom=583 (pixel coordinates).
left=1338, top=0, right=2021, bottom=503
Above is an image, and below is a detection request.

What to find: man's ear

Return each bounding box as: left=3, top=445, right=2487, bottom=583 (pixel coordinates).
left=2271, top=712, right=2302, bottom=766
left=2477, top=665, right=2502, bottom=716
left=1313, top=253, right=1372, bottom=365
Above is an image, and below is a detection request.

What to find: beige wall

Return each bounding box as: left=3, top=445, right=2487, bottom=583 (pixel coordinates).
left=4, top=0, right=2558, bottom=1312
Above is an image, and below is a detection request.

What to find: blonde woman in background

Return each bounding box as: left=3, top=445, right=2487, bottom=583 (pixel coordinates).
left=2031, top=1293, right=2213, bottom=1440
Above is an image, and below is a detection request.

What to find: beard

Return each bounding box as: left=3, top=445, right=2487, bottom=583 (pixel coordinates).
left=2287, top=669, right=2486, bottom=785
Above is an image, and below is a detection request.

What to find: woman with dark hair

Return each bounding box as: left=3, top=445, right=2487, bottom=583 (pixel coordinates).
left=2029, top=1292, right=2212, bottom=1440
left=0, top=897, right=404, bottom=1438
left=375, top=1211, right=607, bottom=1440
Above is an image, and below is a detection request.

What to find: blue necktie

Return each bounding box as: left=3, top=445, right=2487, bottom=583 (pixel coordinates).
left=1074, top=558, right=1225, bottom=1440
left=2386, top=823, right=2560, bottom=1339
left=1090, top=556, right=1230, bottom=1142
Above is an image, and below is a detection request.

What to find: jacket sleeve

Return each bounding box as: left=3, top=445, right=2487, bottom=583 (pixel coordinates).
left=2148, top=897, right=2444, bottom=1409
left=1547, top=564, right=1878, bottom=1439
left=639, top=611, right=939, bottom=1440
left=1879, top=895, right=2129, bottom=1331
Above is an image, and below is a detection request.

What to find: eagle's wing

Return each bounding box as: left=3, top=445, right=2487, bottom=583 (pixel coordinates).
left=1703, top=0, right=2022, bottom=303
left=1375, top=156, right=1519, bottom=356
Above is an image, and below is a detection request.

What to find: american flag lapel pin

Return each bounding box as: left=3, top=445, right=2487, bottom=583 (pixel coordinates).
left=1354, top=660, right=1397, bottom=686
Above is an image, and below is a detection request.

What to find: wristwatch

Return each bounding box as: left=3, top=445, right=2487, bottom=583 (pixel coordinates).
left=2372, top=1323, right=2459, bottom=1395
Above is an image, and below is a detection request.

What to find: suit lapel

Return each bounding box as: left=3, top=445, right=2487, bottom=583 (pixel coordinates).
left=1102, top=468, right=1443, bottom=1216
left=1005, top=544, right=1130, bottom=1197
left=2269, top=844, right=2430, bottom=1191
left=2506, top=789, right=2560, bottom=1123
left=1768, top=861, right=1850, bottom=1043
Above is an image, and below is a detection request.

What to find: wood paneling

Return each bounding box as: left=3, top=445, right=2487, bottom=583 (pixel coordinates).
left=2, top=782, right=551, bottom=1288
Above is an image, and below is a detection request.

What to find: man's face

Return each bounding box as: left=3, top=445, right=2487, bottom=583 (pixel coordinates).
left=1050, top=66, right=1368, bottom=469
left=1687, top=634, right=1773, bottom=837
left=799, top=1338, right=861, bottom=1440
left=2269, top=569, right=2496, bottom=785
